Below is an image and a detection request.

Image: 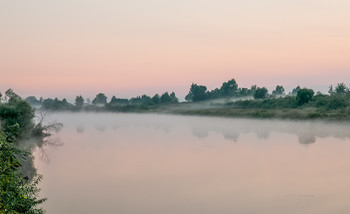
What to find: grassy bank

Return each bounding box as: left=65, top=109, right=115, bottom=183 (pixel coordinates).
left=161, top=106, right=350, bottom=121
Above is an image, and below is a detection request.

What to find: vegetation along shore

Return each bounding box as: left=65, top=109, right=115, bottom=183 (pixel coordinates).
left=3, top=78, right=350, bottom=121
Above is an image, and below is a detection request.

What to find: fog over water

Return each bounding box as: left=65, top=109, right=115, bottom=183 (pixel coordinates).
left=34, top=113, right=350, bottom=214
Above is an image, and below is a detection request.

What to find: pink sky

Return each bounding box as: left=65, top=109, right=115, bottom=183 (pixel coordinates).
left=1, top=0, right=349, bottom=100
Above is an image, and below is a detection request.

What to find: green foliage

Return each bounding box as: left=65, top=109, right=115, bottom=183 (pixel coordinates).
left=296, top=88, right=314, bottom=106
left=160, top=92, right=170, bottom=103
left=185, top=84, right=207, bottom=102
left=25, top=97, right=42, bottom=107
left=109, top=96, right=118, bottom=105
left=0, top=97, right=35, bottom=139
left=0, top=124, right=46, bottom=214
left=220, top=78, right=238, bottom=97
left=41, top=98, right=73, bottom=111
left=334, top=83, right=348, bottom=95
left=327, top=95, right=347, bottom=110
left=292, top=86, right=300, bottom=95
left=151, top=94, right=160, bottom=105
left=328, top=85, right=334, bottom=95
left=253, top=87, right=268, bottom=99
left=75, top=95, right=84, bottom=108
left=272, top=85, right=285, bottom=96
left=233, top=96, right=297, bottom=109
left=92, top=93, right=107, bottom=105
left=206, top=88, right=221, bottom=100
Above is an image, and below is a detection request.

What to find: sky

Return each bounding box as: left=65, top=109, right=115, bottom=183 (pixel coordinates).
left=1, top=0, right=349, bottom=100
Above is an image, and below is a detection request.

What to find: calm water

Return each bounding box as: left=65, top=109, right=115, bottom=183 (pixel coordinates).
left=34, top=113, right=350, bottom=214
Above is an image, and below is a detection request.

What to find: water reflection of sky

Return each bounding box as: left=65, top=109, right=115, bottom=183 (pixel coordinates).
left=59, top=113, right=350, bottom=145
left=35, top=113, right=350, bottom=214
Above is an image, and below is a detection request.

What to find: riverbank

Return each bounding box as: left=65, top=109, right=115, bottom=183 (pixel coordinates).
left=41, top=102, right=350, bottom=122
left=160, top=106, right=350, bottom=121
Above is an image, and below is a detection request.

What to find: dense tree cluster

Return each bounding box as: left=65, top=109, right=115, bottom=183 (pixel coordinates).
left=17, top=80, right=350, bottom=114
left=25, top=91, right=179, bottom=112
left=232, top=83, right=350, bottom=111
left=185, top=78, right=286, bottom=102
left=0, top=90, right=49, bottom=213
left=0, top=124, right=46, bottom=213
left=185, top=78, right=259, bottom=102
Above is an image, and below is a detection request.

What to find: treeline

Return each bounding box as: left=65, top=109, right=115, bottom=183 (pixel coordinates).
left=24, top=91, right=179, bottom=112
left=232, top=83, right=350, bottom=111
left=4, top=78, right=350, bottom=114
left=185, top=78, right=298, bottom=102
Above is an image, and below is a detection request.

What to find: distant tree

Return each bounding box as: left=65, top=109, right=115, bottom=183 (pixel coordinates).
left=238, top=88, right=250, bottom=97
left=151, top=94, right=161, bottom=105
left=206, top=88, right=221, bottom=99
left=0, top=92, right=2, bottom=102
left=185, top=83, right=207, bottom=102
left=141, top=95, right=153, bottom=105
left=220, top=78, right=238, bottom=97
left=75, top=95, right=84, bottom=108
left=92, top=93, right=107, bottom=105
left=291, top=86, right=301, bottom=95
left=25, top=96, right=41, bottom=106
left=296, top=88, right=314, bottom=105
left=5, top=89, right=18, bottom=98
left=41, top=98, right=72, bottom=110
left=109, top=96, right=118, bottom=105
left=250, top=85, right=257, bottom=92
left=328, top=85, right=334, bottom=95
left=272, top=85, right=285, bottom=96
left=86, top=98, right=91, bottom=105
left=334, top=83, right=348, bottom=95
left=4, top=89, right=19, bottom=102
left=327, top=96, right=347, bottom=110
left=253, top=87, right=268, bottom=99
left=160, top=92, right=171, bottom=103
left=169, top=92, right=178, bottom=103
left=130, top=96, right=142, bottom=105
left=62, top=98, right=69, bottom=105
left=115, top=98, right=129, bottom=105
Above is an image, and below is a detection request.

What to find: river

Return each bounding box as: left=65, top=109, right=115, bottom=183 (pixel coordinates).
left=34, top=113, right=350, bottom=214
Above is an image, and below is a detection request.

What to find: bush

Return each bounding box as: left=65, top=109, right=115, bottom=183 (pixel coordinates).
left=0, top=124, right=46, bottom=213
left=296, top=88, right=314, bottom=106
left=327, top=95, right=347, bottom=110
left=253, top=87, right=268, bottom=99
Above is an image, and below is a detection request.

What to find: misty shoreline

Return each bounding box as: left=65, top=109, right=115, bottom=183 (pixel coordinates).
left=35, top=103, right=350, bottom=122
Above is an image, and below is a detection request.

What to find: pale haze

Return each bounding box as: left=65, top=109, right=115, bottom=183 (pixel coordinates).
left=1, top=0, right=349, bottom=99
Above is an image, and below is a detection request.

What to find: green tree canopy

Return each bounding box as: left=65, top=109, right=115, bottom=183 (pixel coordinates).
left=334, top=83, right=348, bottom=95
left=292, top=86, right=301, bottom=95
left=296, top=88, right=314, bottom=105
left=109, top=95, right=118, bottom=105
left=272, top=85, right=285, bottom=96
left=328, top=85, right=334, bottom=95
left=0, top=124, right=46, bottom=213
left=0, top=96, right=35, bottom=139
left=151, top=94, right=161, bottom=105
left=185, top=83, right=207, bottom=102
left=220, top=78, right=238, bottom=97
left=92, top=93, right=107, bottom=105
left=25, top=96, right=42, bottom=106
left=75, top=95, right=84, bottom=108
left=253, top=87, right=268, bottom=99
left=169, top=92, right=178, bottom=103
left=160, top=92, right=171, bottom=103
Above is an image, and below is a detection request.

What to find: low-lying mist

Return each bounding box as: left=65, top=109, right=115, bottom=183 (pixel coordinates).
left=46, top=112, right=350, bottom=145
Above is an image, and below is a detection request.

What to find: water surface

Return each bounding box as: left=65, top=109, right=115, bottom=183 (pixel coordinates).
left=35, top=113, right=350, bottom=214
